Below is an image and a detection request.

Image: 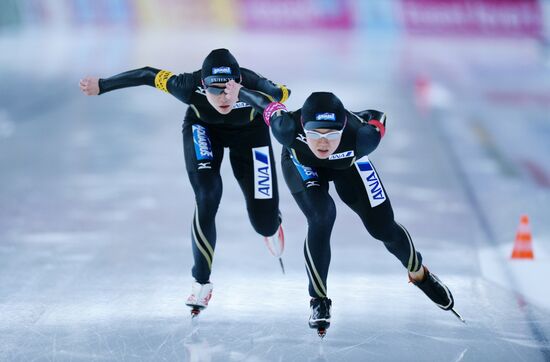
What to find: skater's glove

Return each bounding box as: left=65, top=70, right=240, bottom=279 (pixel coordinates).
left=367, top=114, right=386, bottom=139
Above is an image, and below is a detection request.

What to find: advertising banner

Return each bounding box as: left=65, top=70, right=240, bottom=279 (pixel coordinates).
left=238, top=0, right=355, bottom=30
left=401, top=0, right=544, bottom=38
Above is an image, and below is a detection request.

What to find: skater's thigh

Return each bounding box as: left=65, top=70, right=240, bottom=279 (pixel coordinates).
left=182, top=120, right=224, bottom=175
left=281, top=148, right=328, bottom=195
left=183, top=120, right=224, bottom=197
left=229, top=127, right=278, bottom=202
left=333, top=159, right=395, bottom=224
left=281, top=149, right=334, bottom=221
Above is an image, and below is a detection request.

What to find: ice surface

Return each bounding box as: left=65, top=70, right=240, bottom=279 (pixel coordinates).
left=1, top=30, right=550, bottom=361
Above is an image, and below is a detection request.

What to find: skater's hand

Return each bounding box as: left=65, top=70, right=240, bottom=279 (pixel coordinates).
left=224, top=79, right=242, bottom=103
left=79, top=76, right=100, bottom=96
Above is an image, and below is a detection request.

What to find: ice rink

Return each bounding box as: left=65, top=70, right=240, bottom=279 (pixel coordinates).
left=1, top=27, right=550, bottom=361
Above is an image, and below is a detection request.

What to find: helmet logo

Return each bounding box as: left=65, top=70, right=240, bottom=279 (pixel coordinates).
left=212, top=66, right=231, bottom=75
left=315, top=113, right=336, bottom=121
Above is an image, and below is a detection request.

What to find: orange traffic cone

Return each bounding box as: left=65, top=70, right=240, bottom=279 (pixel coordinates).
left=511, top=215, right=534, bottom=259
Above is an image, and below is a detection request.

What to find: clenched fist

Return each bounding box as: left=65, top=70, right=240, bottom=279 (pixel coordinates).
left=79, top=77, right=100, bottom=95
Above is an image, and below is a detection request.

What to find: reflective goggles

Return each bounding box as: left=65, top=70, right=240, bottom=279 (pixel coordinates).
left=304, top=117, right=347, bottom=140
left=304, top=129, right=344, bottom=140
left=206, top=85, right=226, bottom=95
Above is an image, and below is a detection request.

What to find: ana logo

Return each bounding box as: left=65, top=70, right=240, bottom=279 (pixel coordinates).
left=315, top=113, right=336, bottom=121
left=355, top=156, right=386, bottom=207
left=329, top=150, right=354, bottom=160
left=192, top=125, right=214, bottom=161
left=253, top=146, right=272, bottom=199
left=212, top=66, right=231, bottom=75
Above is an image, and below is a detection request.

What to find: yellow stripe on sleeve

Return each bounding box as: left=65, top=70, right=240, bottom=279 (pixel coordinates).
left=278, top=85, right=289, bottom=103
left=154, top=70, right=174, bottom=93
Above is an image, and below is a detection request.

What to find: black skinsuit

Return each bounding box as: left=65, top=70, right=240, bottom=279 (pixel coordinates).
left=99, top=67, right=289, bottom=283
left=238, top=89, right=423, bottom=298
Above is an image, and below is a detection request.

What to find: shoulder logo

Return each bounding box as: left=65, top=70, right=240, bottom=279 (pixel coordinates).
left=328, top=150, right=354, bottom=160
left=195, top=86, right=207, bottom=96
left=296, top=133, right=307, bottom=144
left=315, top=113, right=336, bottom=121
left=212, top=66, right=231, bottom=75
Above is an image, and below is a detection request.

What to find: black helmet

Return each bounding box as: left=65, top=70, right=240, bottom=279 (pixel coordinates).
left=302, top=92, right=346, bottom=130
left=201, top=48, right=241, bottom=86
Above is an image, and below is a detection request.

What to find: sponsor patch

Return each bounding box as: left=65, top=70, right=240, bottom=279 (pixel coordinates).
left=354, top=156, right=386, bottom=207
left=192, top=125, right=214, bottom=163
left=233, top=101, right=250, bottom=109
left=315, top=113, right=336, bottom=121
left=306, top=180, right=320, bottom=188
left=328, top=150, right=354, bottom=160
left=212, top=66, right=231, bottom=75
left=206, top=77, right=233, bottom=84
left=253, top=146, right=272, bottom=199
left=263, top=102, right=287, bottom=125
left=154, top=70, right=173, bottom=93
left=290, top=152, right=319, bottom=182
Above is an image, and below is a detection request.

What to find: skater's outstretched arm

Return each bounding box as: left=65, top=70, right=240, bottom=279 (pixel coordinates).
left=225, top=80, right=297, bottom=146
left=79, top=67, right=195, bottom=103
left=241, top=68, right=290, bottom=104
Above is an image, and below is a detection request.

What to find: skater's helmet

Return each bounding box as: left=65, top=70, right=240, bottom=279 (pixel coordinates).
left=202, top=48, right=241, bottom=87
left=301, top=92, right=346, bottom=131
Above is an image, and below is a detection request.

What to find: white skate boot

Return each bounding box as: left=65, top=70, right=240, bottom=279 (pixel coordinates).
left=264, top=224, right=285, bottom=274
left=186, top=281, right=213, bottom=317
left=309, top=297, right=332, bottom=338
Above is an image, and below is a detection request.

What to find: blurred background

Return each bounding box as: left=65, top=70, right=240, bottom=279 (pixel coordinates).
left=1, top=1, right=550, bottom=361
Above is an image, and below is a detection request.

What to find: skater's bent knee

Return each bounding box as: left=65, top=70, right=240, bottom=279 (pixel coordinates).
left=306, top=208, right=336, bottom=229
left=195, top=190, right=222, bottom=209
left=250, top=214, right=279, bottom=236
left=368, top=223, right=401, bottom=243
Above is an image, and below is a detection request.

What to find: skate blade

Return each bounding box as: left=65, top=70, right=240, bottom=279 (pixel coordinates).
left=310, top=321, right=329, bottom=338
left=451, top=308, right=465, bottom=323
left=279, top=257, right=285, bottom=275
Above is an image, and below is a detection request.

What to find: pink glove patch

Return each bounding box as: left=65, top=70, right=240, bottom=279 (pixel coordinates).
left=263, top=102, right=287, bottom=126
left=368, top=119, right=386, bottom=138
